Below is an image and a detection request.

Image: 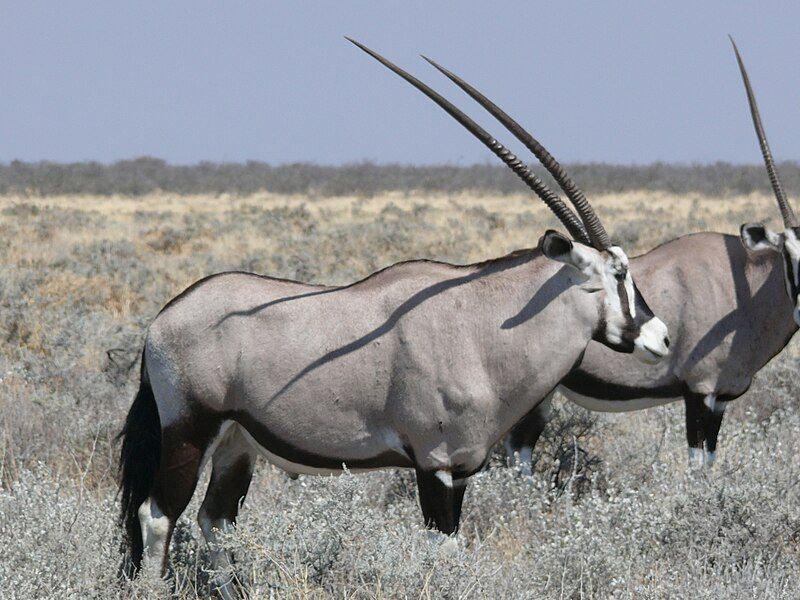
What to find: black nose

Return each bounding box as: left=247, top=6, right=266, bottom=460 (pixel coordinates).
left=663, top=336, right=670, bottom=349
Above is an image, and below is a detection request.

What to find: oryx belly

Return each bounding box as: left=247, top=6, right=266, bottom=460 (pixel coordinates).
left=235, top=421, right=406, bottom=476
left=562, top=387, right=680, bottom=413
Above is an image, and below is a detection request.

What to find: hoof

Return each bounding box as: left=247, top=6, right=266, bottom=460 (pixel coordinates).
left=687, top=447, right=705, bottom=470
left=439, top=536, right=460, bottom=557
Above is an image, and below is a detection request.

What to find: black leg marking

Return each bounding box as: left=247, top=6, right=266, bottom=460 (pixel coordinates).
left=684, top=393, right=706, bottom=453
left=704, top=403, right=726, bottom=456
left=415, top=469, right=466, bottom=535
left=451, top=478, right=467, bottom=529
left=685, top=392, right=727, bottom=466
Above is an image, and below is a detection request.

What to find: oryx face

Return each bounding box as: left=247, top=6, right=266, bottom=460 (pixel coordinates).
left=741, top=223, right=800, bottom=326
left=541, top=230, right=670, bottom=363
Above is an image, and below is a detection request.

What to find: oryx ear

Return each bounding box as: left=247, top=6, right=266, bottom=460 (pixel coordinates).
left=540, top=229, right=594, bottom=273
left=740, top=223, right=782, bottom=252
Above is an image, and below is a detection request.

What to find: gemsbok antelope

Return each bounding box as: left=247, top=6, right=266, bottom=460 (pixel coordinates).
left=501, top=38, right=800, bottom=470
left=118, top=40, right=670, bottom=589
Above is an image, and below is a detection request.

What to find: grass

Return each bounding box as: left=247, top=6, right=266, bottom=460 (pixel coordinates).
left=1, top=189, right=798, bottom=598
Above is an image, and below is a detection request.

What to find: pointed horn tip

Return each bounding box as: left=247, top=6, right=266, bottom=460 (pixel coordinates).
left=345, top=37, right=390, bottom=65
left=728, top=36, right=743, bottom=60
left=344, top=36, right=362, bottom=48
left=420, top=54, right=453, bottom=76
left=420, top=54, right=436, bottom=67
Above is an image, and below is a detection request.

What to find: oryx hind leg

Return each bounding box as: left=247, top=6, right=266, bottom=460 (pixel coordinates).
left=138, top=416, right=216, bottom=577
left=197, top=423, right=256, bottom=599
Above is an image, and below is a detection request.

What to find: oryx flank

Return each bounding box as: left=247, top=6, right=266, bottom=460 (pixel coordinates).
left=504, top=38, right=799, bottom=471
left=118, top=40, right=670, bottom=591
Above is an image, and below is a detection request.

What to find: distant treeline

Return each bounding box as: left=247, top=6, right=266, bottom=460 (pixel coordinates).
left=1, top=158, right=799, bottom=197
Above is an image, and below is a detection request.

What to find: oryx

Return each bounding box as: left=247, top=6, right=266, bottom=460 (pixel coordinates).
left=499, top=38, right=799, bottom=470
left=118, top=40, right=669, bottom=590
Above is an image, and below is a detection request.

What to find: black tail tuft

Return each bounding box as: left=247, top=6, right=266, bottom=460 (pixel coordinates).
left=117, top=350, right=161, bottom=578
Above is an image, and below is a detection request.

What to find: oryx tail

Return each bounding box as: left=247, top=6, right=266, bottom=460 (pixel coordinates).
left=118, top=353, right=160, bottom=576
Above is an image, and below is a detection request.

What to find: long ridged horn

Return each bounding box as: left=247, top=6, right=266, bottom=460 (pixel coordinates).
left=422, top=55, right=612, bottom=250
left=346, top=37, right=591, bottom=245
left=730, top=36, right=797, bottom=228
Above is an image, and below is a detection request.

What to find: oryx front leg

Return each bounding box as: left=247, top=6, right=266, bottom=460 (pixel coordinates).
left=684, top=392, right=725, bottom=469
left=684, top=392, right=707, bottom=469
left=504, top=392, right=554, bottom=476
left=415, top=469, right=467, bottom=535
left=702, top=395, right=727, bottom=467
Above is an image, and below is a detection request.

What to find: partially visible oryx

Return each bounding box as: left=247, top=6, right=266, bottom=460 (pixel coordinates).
left=501, top=38, right=800, bottom=470
left=118, top=39, right=670, bottom=590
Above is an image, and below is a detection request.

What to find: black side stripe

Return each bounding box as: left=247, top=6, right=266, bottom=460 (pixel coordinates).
left=563, top=369, right=683, bottom=401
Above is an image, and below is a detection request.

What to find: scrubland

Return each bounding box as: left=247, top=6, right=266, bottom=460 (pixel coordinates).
left=1, top=189, right=798, bottom=598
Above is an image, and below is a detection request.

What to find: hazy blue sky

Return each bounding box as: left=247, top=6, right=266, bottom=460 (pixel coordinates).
left=0, top=2, right=797, bottom=165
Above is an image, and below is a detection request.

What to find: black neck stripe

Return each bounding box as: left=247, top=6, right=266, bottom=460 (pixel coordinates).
left=784, top=253, right=798, bottom=299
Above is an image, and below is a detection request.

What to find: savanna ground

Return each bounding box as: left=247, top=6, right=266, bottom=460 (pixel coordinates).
left=1, top=188, right=799, bottom=598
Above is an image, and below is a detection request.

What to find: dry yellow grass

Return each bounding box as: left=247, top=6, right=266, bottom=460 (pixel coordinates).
left=0, top=189, right=784, bottom=267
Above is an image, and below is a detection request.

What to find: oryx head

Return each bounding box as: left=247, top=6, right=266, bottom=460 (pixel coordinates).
left=741, top=224, right=800, bottom=325
left=731, top=38, right=800, bottom=326
left=413, top=51, right=669, bottom=362
left=540, top=230, right=668, bottom=362
left=348, top=38, right=671, bottom=363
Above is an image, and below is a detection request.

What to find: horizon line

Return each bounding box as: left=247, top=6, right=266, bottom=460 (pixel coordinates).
left=1, top=157, right=798, bottom=169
